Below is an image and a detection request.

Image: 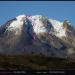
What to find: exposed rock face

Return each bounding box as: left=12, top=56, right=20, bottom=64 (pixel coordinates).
left=0, top=15, right=75, bottom=59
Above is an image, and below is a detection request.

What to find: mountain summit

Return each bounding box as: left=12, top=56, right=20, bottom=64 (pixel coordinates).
left=0, top=15, right=75, bottom=59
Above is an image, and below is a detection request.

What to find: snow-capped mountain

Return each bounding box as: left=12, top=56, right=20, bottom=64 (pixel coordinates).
left=0, top=15, right=75, bottom=59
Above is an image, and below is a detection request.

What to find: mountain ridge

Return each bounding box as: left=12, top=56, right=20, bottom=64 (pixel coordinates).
left=0, top=15, right=75, bottom=59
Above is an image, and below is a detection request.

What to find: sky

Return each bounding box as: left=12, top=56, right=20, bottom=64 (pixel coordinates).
left=0, top=1, right=75, bottom=26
